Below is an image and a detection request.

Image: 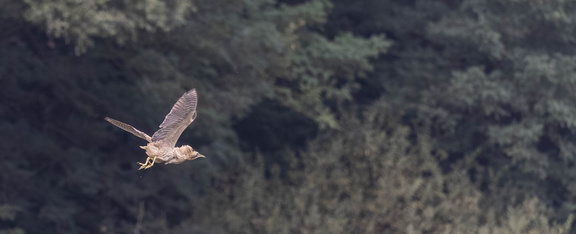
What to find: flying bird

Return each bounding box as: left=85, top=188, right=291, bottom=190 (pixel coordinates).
left=105, top=89, right=205, bottom=170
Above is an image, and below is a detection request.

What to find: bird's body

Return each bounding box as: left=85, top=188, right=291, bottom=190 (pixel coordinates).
left=105, top=89, right=205, bottom=170
left=139, top=142, right=198, bottom=165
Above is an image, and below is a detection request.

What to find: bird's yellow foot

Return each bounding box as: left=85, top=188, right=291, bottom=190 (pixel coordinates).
left=137, top=156, right=157, bottom=170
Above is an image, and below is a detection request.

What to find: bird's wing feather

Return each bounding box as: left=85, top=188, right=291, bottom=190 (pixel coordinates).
left=151, top=89, right=198, bottom=147
left=105, top=117, right=152, bottom=142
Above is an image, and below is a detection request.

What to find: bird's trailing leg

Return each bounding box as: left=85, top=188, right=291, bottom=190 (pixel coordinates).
left=137, top=155, right=157, bottom=170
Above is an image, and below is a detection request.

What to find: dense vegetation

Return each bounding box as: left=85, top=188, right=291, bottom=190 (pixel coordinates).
left=1, top=0, right=576, bottom=233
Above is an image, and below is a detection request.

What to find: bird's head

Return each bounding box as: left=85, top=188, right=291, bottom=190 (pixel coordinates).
left=180, top=145, right=206, bottom=161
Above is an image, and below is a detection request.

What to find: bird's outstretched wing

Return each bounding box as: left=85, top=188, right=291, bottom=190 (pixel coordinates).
left=151, top=89, right=198, bottom=147
left=105, top=117, right=152, bottom=142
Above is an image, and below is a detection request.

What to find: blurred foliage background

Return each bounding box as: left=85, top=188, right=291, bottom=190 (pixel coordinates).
left=1, top=0, right=576, bottom=233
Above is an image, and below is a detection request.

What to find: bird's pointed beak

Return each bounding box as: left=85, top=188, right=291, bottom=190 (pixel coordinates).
left=197, top=153, right=206, bottom=158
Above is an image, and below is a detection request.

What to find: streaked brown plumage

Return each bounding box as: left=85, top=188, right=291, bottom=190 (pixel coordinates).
left=105, top=89, right=205, bottom=170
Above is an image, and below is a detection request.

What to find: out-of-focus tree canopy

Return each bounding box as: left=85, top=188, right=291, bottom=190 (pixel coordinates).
left=1, top=0, right=576, bottom=233
left=341, top=0, right=576, bottom=216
